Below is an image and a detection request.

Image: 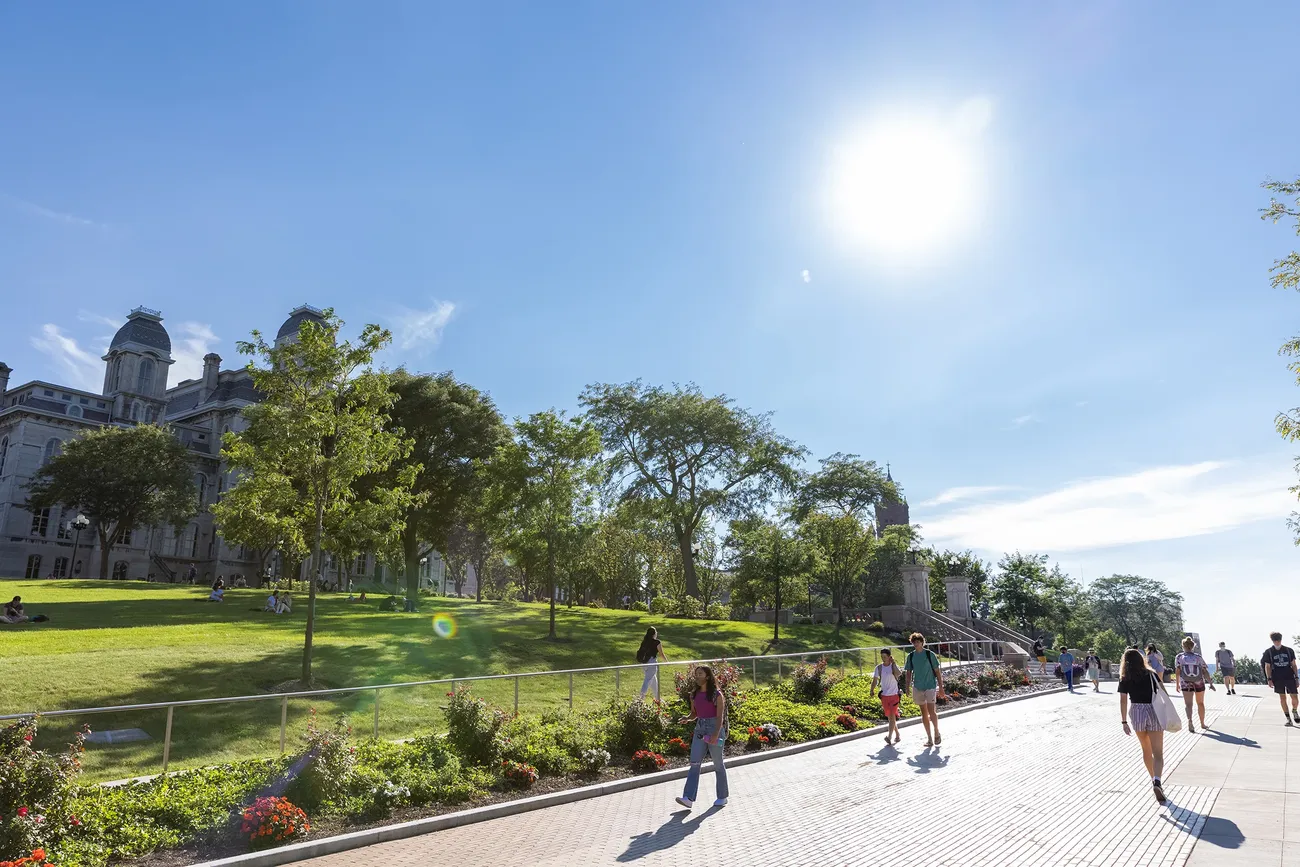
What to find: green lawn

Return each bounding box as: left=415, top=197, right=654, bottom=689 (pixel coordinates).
left=0, top=579, right=899, bottom=781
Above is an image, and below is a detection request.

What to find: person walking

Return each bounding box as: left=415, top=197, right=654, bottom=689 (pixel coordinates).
left=1215, top=642, right=1237, bottom=695
left=1146, top=643, right=1166, bottom=684
left=903, top=632, right=944, bottom=747
left=1033, top=637, right=1048, bottom=675
left=1059, top=647, right=1076, bottom=692
left=1118, top=647, right=1168, bottom=803
left=636, top=627, right=667, bottom=701
left=1084, top=649, right=1102, bottom=692
left=870, top=648, right=904, bottom=744
left=1174, top=636, right=1214, bottom=733
left=1262, top=631, right=1300, bottom=726
left=675, top=665, right=729, bottom=809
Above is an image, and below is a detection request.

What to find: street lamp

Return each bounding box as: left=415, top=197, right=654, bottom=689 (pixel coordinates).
left=70, top=515, right=90, bottom=577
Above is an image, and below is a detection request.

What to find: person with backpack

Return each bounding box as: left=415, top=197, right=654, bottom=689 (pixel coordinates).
left=903, top=632, right=944, bottom=747
left=1118, top=646, right=1168, bottom=803
left=636, top=627, right=668, bottom=701
left=1058, top=647, right=1076, bottom=692
left=1032, top=637, right=1047, bottom=674
left=675, top=665, right=728, bottom=809
left=1084, top=649, right=1102, bottom=693
left=870, top=648, right=904, bottom=744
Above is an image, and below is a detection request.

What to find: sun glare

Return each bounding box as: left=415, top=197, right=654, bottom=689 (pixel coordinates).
left=827, top=102, right=988, bottom=259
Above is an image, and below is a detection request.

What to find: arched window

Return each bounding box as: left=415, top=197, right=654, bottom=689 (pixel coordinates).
left=112, top=356, right=123, bottom=390
left=68, top=404, right=82, bottom=418
left=25, top=555, right=42, bottom=580
left=42, top=438, right=60, bottom=464
left=53, top=557, right=69, bottom=578
left=137, top=358, right=155, bottom=394
left=129, top=401, right=142, bottom=422
left=195, top=473, right=207, bottom=508
left=0, top=436, right=7, bottom=476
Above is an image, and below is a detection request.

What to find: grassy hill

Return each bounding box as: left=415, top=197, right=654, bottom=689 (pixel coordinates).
left=0, top=579, right=899, bottom=781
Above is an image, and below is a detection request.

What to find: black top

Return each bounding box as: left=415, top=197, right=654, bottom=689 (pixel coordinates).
left=1263, top=645, right=1298, bottom=680
left=1118, top=673, right=1156, bottom=704
left=636, top=640, right=661, bottom=664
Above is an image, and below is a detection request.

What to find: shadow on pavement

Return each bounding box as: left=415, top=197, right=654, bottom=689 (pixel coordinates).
left=617, top=806, right=722, bottom=861
left=906, top=748, right=950, bottom=773
left=861, top=744, right=903, bottom=766
left=1199, top=730, right=1260, bottom=748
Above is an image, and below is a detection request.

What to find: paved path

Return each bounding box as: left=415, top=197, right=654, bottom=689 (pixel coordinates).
left=299, top=685, right=1298, bottom=866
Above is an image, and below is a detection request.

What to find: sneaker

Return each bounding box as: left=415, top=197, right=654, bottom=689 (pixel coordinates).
left=1292, top=711, right=1299, bottom=724
left=1153, top=781, right=1166, bottom=803
left=1285, top=718, right=1295, bottom=727
left=675, top=797, right=693, bottom=810
left=713, top=798, right=728, bottom=807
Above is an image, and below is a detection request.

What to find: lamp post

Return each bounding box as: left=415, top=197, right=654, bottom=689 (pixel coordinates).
left=70, top=514, right=90, bottom=577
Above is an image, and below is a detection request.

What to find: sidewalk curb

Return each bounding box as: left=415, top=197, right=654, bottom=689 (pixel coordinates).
left=195, top=685, right=1066, bottom=867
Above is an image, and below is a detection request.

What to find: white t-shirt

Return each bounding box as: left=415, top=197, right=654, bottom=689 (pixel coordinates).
left=874, top=663, right=900, bottom=696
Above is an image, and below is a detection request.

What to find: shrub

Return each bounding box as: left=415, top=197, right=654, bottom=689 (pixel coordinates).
left=835, top=713, right=858, bottom=731
left=665, top=736, right=689, bottom=757
left=604, top=700, right=673, bottom=756
left=648, top=597, right=675, bottom=616
left=676, top=596, right=703, bottom=619
left=0, top=718, right=87, bottom=858
left=352, top=737, right=481, bottom=808
left=727, top=690, right=840, bottom=743
left=758, top=723, right=781, bottom=744
left=579, top=748, right=610, bottom=773
left=286, top=711, right=355, bottom=812
left=744, top=727, right=770, bottom=750
left=444, top=687, right=508, bottom=766
left=791, top=658, right=841, bottom=704
left=501, top=582, right=522, bottom=602
left=705, top=603, right=729, bottom=621
left=729, top=604, right=753, bottom=622
left=841, top=705, right=858, bottom=717
left=500, top=760, right=539, bottom=789
left=0, top=850, right=54, bottom=867
left=672, top=661, right=746, bottom=712
left=240, top=797, right=310, bottom=849
left=868, top=621, right=885, bottom=632
left=630, top=601, right=649, bottom=612
left=499, top=715, right=573, bottom=776
left=630, top=751, right=666, bottom=773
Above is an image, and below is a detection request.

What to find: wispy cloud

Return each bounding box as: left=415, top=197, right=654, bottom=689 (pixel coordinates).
left=30, top=325, right=102, bottom=390
left=801, top=269, right=812, bottom=284
left=917, top=485, right=1013, bottom=508
left=392, top=300, right=456, bottom=352
left=2, top=192, right=102, bottom=228
left=1008, top=413, right=1039, bottom=429
left=171, top=322, right=220, bottom=383
left=921, top=461, right=1293, bottom=553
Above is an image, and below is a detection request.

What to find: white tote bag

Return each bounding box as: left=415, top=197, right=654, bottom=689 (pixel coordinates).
left=1149, top=673, right=1182, bottom=733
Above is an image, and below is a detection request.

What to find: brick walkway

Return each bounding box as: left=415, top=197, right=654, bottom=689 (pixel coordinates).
left=296, top=685, right=1297, bottom=866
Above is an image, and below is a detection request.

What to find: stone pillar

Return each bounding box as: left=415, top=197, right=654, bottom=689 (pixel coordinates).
left=944, top=574, right=972, bottom=619
left=900, top=562, right=931, bottom=611
left=0, top=362, right=10, bottom=395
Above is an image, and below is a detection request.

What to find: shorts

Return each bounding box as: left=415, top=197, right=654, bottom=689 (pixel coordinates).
left=1273, top=679, right=1298, bottom=696
left=1128, top=702, right=1162, bottom=732
left=912, top=687, right=937, bottom=705
left=1220, top=667, right=1235, bottom=677
left=881, top=693, right=900, bottom=718
left=1179, top=683, right=1205, bottom=693
left=1036, top=656, right=1047, bottom=664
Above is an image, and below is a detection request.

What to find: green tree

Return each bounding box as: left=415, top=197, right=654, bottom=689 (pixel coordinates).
left=380, top=370, right=507, bottom=610
left=989, top=552, right=1070, bottom=635
left=725, top=516, right=814, bottom=642
left=860, top=522, right=918, bottom=606
left=491, top=410, right=602, bottom=639
left=1087, top=574, right=1184, bottom=651
left=26, top=424, right=196, bottom=580
left=1263, top=179, right=1300, bottom=541
left=210, top=471, right=297, bottom=581
left=1091, top=628, right=1128, bottom=663
left=580, top=380, right=804, bottom=598
left=793, top=452, right=897, bottom=522
left=799, top=510, right=874, bottom=627
left=213, top=310, right=416, bottom=685
left=923, top=548, right=991, bottom=613
left=1233, top=657, right=1265, bottom=685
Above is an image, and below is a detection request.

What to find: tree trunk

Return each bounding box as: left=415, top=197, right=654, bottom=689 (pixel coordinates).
left=302, top=498, right=323, bottom=686
left=773, top=574, right=781, bottom=643
left=403, top=526, right=421, bottom=612
left=677, top=528, right=700, bottom=598
left=98, top=528, right=113, bottom=580
left=474, top=532, right=487, bottom=604
left=547, top=534, right=557, bottom=640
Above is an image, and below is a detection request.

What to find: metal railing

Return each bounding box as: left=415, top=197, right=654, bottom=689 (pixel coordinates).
left=3, top=639, right=1008, bottom=778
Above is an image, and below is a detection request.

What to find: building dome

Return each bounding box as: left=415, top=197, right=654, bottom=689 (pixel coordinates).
left=110, top=307, right=171, bottom=353
left=276, top=305, right=328, bottom=341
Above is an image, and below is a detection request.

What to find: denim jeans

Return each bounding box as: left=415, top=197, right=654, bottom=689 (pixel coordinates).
left=640, top=663, right=658, bottom=699
left=1064, top=668, right=1074, bottom=690
left=682, top=718, right=728, bottom=802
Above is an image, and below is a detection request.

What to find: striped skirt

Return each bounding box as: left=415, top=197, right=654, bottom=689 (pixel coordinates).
left=1128, top=702, right=1161, bottom=732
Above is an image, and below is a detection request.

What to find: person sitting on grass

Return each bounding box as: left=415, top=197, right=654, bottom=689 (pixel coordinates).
left=208, top=585, right=225, bottom=602
left=276, top=592, right=293, bottom=615
left=2, top=596, right=28, bottom=623
left=264, top=590, right=280, bottom=612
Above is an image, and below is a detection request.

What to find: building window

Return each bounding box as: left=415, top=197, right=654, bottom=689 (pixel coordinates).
left=43, top=389, right=54, bottom=397
left=24, top=555, right=42, bottom=580
left=129, top=401, right=142, bottom=422
left=0, top=436, right=7, bottom=475
left=42, top=438, right=61, bottom=464
left=112, top=356, right=123, bottom=391
left=137, top=358, right=155, bottom=393
left=56, top=515, right=71, bottom=540
left=68, top=405, right=82, bottom=418
left=115, top=527, right=133, bottom=546
left=195, top=473, right=207, bottom=508
left=112, top=560, right=129, bottom=581
left=30, top=508, right=50, bottom=537
left=79, top=397, right=89, bottom=405
left=52, top=557, right=69, bottom=578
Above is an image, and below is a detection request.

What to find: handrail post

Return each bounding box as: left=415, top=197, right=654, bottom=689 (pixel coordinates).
left=373, top=689, right=380, bottom=739
left=279, top=696, right=288, bottom=755
left=752, top=658, right=757, bottom=687
left=569, top=673, right=574, bottom=710
left=655, top=667, right=660, bottom=703
left=162, top=705, right=174, bottom=774
left=515, top=676, right=520, bottom=715
left=615, top=669, right=620, bottom=701
left=777, top=658, right=781, bottom=680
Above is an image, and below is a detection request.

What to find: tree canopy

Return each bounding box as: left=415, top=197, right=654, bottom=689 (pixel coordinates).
left=726, top=515, right=814, bottom=641
left=26, top=424, right=195, bottom=580
left=794, top=452, right=896, bottom=522
left=1087, top=573, right=1183, bottom=652
left=1263, top=178, right=1300, bottom=542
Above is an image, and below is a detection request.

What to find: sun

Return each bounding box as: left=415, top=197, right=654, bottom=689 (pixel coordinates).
left=826, top=108, right=985, bottom=259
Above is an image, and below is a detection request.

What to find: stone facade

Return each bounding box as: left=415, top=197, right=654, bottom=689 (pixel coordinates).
left=0, top=304, right=409, bottom=588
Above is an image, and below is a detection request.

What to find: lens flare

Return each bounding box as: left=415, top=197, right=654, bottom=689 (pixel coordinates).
left=431, top=612, right=458, bottom=639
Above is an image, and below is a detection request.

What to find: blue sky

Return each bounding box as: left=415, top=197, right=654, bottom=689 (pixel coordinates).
left=4, top=2, right=1299, bottom=656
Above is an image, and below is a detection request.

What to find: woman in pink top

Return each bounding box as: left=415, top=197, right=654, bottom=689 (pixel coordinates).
left=675, top=665, right=729, bottom=810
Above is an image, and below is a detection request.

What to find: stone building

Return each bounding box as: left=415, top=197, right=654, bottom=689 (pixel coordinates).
left=875, top=464, right=910, bottom=537
left=0, top=304, right=406, bottom=587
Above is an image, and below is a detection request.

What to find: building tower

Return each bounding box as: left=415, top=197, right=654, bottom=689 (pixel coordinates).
left=875, top=463, right=911, bottom=538
left=274, top=304, right=328, bottom=349
left=102, top=307, right=173, bottom=423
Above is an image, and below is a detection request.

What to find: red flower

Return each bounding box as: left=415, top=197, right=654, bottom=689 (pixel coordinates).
left=17, top=807, right=29, bottom=817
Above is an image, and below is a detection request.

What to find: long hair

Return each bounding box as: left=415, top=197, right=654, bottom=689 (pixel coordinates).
left=690, top=665, right=719, bottom=702
left=1119, top=647, right=1152, bottom=685
left=636, top=628, right=658, bottom=664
